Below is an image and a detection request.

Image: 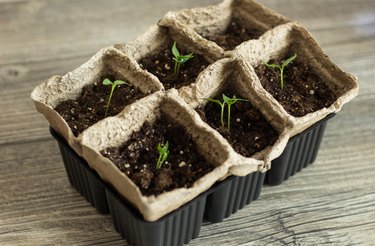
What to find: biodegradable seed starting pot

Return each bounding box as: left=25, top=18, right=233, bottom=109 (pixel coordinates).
left=31, top=47, right=162, bottom=156
left=233, top=22, right=358, bottom=136
left=79, top=89, right=281, bottom=222
left=230, top=22, right=357, bottom=184
left=51, top=128, right=206, bottom=246
left=177, top=58, right=290, bottom=174
left=159, top=0, right=289, bottom=59
left=115, top=25, right=216, bottom=91
left=31, top=0, right=358, bottom=244
left=50, top=127, right=263, bottom=245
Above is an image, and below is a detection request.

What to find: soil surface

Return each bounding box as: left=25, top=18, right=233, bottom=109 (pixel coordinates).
left=101, top=115, right=215, bottom=196
left=55, top=76, right=145, bottom=136
left=254, top=55, right=337, bottom=117
left=139, top=40, right=210, bottom=90
left=201, top=19, right=264, bottom=50
left=196, top=88, right=278, bottom=157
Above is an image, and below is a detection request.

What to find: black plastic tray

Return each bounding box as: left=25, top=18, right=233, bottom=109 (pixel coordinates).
left=50, top=128, right=265, bottom=246
left=265, top=113, right=335, bottom=185
left=50, top=113, right=333, bottom=244
left=205, top=172, right=265, bottom=223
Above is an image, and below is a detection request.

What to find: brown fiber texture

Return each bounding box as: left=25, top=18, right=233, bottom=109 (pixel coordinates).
left=178, top=58, right=291, bottom=174
left=114, top=25, right=216, bottom=91
left=233, top=22, right=359, bottom=136
left=80, top=90, right=265, bottom=221
left=159, top=0, right=289, bottom=60
left=31, top=47, right=162, bottom=155
left=31, top=0, right=358, bottom=222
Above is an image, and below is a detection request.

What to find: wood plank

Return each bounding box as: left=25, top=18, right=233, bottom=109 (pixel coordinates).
left=1, top=29, right=374, bottom=145
left=0, top=56, right=91, bottom=145
left=0, top=0, right=222, bottom=66
left=1, top=120, right=374, bottom=245
left=1, top=0, right=374, bottom=146
left=1, top=0, right=374, bottom=245
left=0, top=139, right=126, bottom=245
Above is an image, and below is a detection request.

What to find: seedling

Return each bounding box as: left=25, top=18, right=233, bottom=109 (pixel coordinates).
left=102, top=78, right=131, bottom=118
left=205, top=94, right=247, bottom=131
left=172, top=41, right=194, bottom=75
left=204, top=97, right=225, bottom=128
left=156, top=141, right=170, bottom=169
left=222, top=94, right=247, bottom=131
left=264, top=53, right=297, bottom=90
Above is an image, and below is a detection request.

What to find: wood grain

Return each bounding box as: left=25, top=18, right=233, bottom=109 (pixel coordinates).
left=1, top=0, right=374, bottom=245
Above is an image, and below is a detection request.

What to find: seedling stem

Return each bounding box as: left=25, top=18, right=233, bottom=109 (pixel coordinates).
left=103, top=78, right=131, bottom=118
left=172, top=41, right=194, bottom=75
left=156, top=141, right=170, bottom=169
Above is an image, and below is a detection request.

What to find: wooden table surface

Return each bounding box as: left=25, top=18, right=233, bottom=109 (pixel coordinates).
left=1, top=0, right=374, bottom=245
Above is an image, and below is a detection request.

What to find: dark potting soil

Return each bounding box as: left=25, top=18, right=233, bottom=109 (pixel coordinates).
left=254, top=55, right=337, bottom=117
left=201, top=19, right=264, bottom=51
left=101, top=115, right=215, bottom=196
left=196, top=88, right=278, bottom=157
left=139, top=40, right=210, bottom=90
left=54, top=76, right=145, bottom=136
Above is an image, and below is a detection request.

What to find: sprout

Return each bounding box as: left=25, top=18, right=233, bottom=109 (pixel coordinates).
left=102, top=78, right=131, bottom=118
left=264, top=53, right=297, bottom=90
left=156, top=141, right=170, bottom=169
left=205, top=93, right=248, bottom=131
left=222, top=94, right=247, bottom=131
left=172, top=41, right=194, bottom=75
left=204, top=97, right=225, bottom=128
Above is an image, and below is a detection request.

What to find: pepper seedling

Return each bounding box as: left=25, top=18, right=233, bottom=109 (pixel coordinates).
left=172, top=41, right=194, bottom=75
left=102, top=78, right=131, bottom=118
left=222, top=94, right=248, bottom=131
left=204, top=97, right=225, bottom=128
left=205, top=94, right=247, bottom=131
left=156, top=141, right=170, bottom=169
left=264, top=53, right=297, bottom=90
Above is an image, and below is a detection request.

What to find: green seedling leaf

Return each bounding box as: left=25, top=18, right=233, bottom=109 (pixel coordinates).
left=204, top=97, right=223, bottom=105
left=264, top=63, right=280, bottom=69
left=223, top=94, right=248, bottom=106
left=102, top=78, right=131, bottom=118
left=172, top=41, right=194, bottom=75
left=264, top=53, right=297, bottom=90
left=282, top=53, right=297, bottom=69
left=103, top=78, right=112, bottom=85
left=156, top=141, right=170, bottom=169
left=222, top=94, right=231, bottom=104
left=113, top=80, right=130, bottom=86
left=172, top=41, right=180, bottom=58
left=177, top=54, right=194, bottom=63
